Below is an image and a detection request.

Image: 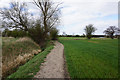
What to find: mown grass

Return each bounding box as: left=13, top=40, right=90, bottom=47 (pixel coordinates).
left=7, top=42, right=54, bottom=78
left=59, top=37, right=118, bottom=78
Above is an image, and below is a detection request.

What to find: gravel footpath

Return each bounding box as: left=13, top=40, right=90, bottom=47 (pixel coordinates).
left=34, top=41, right=65, bottom=78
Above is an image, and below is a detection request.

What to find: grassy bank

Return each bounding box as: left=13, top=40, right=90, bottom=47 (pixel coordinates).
left=2, top=37, right=41, bottom=64
left=7, top=41, right=54, bottom=78
left=2, top=37, right=41, bottom=77
left=59, top=37, right=118, bottom=78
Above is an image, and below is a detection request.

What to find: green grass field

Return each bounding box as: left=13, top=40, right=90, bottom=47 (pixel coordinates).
left=59, top=37, right=118, bottom=78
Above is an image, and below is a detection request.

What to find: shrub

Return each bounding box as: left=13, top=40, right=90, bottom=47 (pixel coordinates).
left=50, top=28, right=59, bottom=40
left=28, top=26, right=46, bottom=49
left=2, top=29, right=28, bottom=38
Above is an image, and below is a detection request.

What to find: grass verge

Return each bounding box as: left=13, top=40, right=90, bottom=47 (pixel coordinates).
left=7, top=41, right=54, bottom=78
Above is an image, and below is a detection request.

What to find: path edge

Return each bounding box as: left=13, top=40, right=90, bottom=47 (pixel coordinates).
left=62, top=43, right=70, bottom=79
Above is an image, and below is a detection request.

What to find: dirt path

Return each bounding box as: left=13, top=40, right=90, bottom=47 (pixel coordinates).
left=34, top=41, right=66, bottom=78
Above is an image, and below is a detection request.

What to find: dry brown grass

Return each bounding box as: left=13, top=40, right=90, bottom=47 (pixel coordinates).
left=2, top=49, right=41, bottom=77
left=16, top=37, right=32, bottom=42
left=2, top=37, right=41, bottom=77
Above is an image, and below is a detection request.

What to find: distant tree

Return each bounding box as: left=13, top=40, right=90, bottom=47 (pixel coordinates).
left=84, top=24, right=97, bottom=39
left=62, top=32, right=67, bottom=36
left=103, top=26, right=119, bottom=39
left=82, top=33, right=85, bottom=37
left=75, top=35, right=80, bottom=37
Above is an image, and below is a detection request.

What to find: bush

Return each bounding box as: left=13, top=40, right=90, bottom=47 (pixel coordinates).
left=28, top=26, right=46, bottom=49
left=2, top=29, right=28, bottom=38
left=50, top=28, right=59, bottom=40
left=2, top=29, right=9, bottom=37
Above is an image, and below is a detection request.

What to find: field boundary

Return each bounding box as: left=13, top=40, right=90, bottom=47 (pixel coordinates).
left=63, top=47, right=70, bottom=78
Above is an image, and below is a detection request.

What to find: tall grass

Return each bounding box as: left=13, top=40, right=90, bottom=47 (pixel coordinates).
left=7, top=41, right=54, bottom=78
left=2, top=37, right=41, bottom=78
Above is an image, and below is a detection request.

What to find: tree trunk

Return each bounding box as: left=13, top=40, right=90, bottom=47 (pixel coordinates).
left=110, top=33, right=114, bottom=39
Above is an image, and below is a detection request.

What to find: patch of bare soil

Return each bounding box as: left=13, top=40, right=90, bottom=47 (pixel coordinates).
left=34, top=41, right=69, bottom=78
left=74, top=39, right=80, bottom=40
left=88, top=41, right=99, bottom=43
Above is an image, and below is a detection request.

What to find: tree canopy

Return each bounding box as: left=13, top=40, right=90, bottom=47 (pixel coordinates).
left=103, top=26, right=119, bottom=39
left=84, top=24, right=97, bottom=39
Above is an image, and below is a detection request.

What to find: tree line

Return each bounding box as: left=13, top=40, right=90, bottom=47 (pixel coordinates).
left=60, top=24, right=120, bottom=39
left=0, top=0, right=61, bottom=49
left=84, top=24, right=120, bottom=39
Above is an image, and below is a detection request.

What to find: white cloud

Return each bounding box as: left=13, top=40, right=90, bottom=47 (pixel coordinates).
left=0, top=0, right=119, bottom=35
left=58, top=1, right=118, bottom=35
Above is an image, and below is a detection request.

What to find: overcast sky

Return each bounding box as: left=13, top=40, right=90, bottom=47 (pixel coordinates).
left=0, top=0, right=119, bottom=35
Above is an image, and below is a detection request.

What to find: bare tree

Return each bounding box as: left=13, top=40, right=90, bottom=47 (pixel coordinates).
left=62, top=32, right=67, bottom=36
left=33, top=0, right=61, bottom=40
left=103, top=26, right=119, bottom=39
left=0, top=1, right=61, bottom=48
left=0, top=2, right=30, bottom=31
left=84, top=24, right=97, bottom=39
